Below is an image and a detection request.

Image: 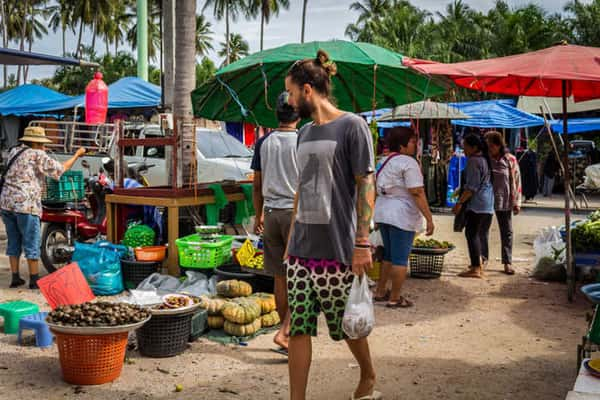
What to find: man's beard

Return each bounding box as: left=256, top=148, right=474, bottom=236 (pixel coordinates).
left=297, top=96, right=315, bottom=119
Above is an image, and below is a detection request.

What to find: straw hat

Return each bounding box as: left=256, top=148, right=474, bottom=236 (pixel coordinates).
left=20, top=126, right=52, bottom=144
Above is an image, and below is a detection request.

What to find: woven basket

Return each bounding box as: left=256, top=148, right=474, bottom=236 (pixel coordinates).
left=137, top=313, right=192, bottom=357
left=54, top=332, right=128, bottom=385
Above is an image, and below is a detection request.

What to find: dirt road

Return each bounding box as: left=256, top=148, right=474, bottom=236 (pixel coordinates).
left=0, top=207, right=592, bottom=400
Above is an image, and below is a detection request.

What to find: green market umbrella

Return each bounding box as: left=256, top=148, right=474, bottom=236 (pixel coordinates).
left=192, top=40, right=446, bottom=128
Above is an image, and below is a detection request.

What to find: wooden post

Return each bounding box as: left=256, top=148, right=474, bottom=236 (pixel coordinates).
left=167, top=206, right=180, bottom=276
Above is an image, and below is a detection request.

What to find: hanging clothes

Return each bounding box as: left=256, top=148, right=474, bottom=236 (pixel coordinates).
left=518, top=149, right=538, bottom=200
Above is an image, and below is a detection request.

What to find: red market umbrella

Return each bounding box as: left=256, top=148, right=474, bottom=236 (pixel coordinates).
left=406, top=43, right=600, bottom=301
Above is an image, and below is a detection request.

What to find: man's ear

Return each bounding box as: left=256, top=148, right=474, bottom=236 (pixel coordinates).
left=302, top=83, right=312, bottom=97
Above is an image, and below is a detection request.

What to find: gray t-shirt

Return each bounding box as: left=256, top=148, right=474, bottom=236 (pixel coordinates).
left=287, top=113, right=374, bottom=266
left=251, top=130, right=298, bottom=209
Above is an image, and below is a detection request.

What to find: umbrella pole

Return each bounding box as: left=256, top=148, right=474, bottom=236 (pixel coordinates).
left=562, top=80, right=574, bottom=302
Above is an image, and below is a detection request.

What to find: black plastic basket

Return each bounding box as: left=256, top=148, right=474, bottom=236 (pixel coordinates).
left=136, top=313, right=192, bottom=357
left=409, top=252, right=446, bottom=279
left=189, top=309, right=208, bottom=342
left=121, top=259, right=161, bottom=289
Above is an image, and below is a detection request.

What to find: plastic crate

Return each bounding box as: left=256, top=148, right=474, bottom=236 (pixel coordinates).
left=175, top=234, right=233, bottom=269
left=189, top=309, right=208, bottom=342
left=45, top=171, right=84, bottom=202
left=409, top=253, right=446, bottom=279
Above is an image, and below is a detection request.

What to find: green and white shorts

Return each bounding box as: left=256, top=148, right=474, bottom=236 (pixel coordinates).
left=285, top=256, right=354, bottom=341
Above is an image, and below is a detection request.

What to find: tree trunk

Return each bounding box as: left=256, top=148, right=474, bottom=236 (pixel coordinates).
left=76, top=19, right=84, bottom=57
left=163, top=0, right=175, bottom=110
left=24, top=39, right=32, bottom=83
left=62, top=26, right=66, bottom=56
left=115, top=39, right=118, bottom=55
left=105, top=35, right=109, bottom=56
left=173, top=0, right=196, bottom=187
left=225, top=2, right=230, bottom=65
left=301, top=0, right=308, bottom=43
left=260, top=10, right=264, bottom=51
left=91, top=19, right=97, bottom=52
left=16, top=0, right=27, bottom=85
left=1, top=0, right=8, bottom=87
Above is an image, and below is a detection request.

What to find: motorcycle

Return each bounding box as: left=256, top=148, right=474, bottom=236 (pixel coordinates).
left=40, top=158, right=153, bottom=273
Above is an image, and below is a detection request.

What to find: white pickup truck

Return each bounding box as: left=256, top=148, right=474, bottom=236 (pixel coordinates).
left=28, top=121, right=254, bottom=185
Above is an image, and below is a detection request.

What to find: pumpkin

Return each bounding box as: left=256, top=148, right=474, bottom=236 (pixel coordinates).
left=222, top=298, right=262, bottom=324
left=251, top=292, right=276, bottom=314
left=207, top=315, right=225, bottom=329
left=199, top=295, right=227, bottom=315
left=216, top=280, right=253, bottom=298
left=261, top=310, right=280, bottom=327
left=224, top=318, right=262, bottom=337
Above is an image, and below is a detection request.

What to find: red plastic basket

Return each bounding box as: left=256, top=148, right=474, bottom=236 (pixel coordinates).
left=54, top=332, right=128, bottom=385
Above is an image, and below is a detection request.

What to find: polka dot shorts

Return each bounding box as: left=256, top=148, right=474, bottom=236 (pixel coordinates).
left=285, top=256, right=354, bottom=341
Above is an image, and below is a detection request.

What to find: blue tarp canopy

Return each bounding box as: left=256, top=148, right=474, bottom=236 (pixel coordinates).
left=449, top=99, right=544, bottom=128
left=358, top=108, right=411, bottom=128
left=550, top=118, right=600, bottom=134
left=0, top=84, right=76, bottom=116
left=0, top=47, right=98, bottom=67
left=0, top=77, right=161, bottom=115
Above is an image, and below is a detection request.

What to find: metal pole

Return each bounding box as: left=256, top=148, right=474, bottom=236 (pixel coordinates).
left=563, top=80, right=574, bottom=302
left=159, top=0, right=164, bottom=107
left=137, top=0, right=148, bottom=81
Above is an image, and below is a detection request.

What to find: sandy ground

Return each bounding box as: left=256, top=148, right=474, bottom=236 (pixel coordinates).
left=0, top=200, right=597, bottom=400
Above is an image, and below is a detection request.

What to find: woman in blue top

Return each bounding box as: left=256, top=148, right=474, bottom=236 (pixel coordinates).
left=453, top=134, right=494, bottom=279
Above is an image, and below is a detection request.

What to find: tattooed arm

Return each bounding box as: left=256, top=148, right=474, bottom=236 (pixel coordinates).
left=352, top=173, right=375, bottom=275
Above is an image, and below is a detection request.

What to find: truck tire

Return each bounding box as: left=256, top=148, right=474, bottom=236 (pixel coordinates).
left=41, top=223, right=71, bottom=273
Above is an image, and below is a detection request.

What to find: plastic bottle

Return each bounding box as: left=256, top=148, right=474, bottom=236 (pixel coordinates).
left=85, top=72, right=108, bottom=124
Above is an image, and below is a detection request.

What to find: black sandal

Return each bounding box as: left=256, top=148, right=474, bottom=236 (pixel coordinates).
left=386, top=296, right=413, bottom=308
left=373, top=290, right=390, bottom=302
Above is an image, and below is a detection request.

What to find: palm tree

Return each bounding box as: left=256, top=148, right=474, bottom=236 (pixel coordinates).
left=218, top=33, right=249, bottom=64
left=174, top=0, right=197, bottom=187
left=127, top=0, right=161, bottom=61
left=345, top=0, right=391, bottom=41
left=99, top=2, right=129, bottom=56
left=248, top=0, right=289, bottom=51
left=195, top=14, right=213, bottom=57
left=48, top=0, right=75, bottom=56
left=435, top=0, right=480, bottom=62
left=565, top=0, right=600, bottom=46
left=203, top=0, right=248, bottom=65
left=23, top=1, right=50, bottom=83
left=301, top=0, right=307, bottom=43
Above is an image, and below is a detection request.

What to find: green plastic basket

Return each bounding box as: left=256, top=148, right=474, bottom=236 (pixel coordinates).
left=44, top=171, right=84, bottom=202
left=175, top=234, right=233, bottom=269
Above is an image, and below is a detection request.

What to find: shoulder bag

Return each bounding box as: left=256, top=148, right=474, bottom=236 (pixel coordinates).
left=0, top=147, right=28, bottom=197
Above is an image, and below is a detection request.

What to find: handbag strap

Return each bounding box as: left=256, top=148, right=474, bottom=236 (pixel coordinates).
left=376, top=153, right=401, bottom=179
left=2, top=147, right=28, bottom=181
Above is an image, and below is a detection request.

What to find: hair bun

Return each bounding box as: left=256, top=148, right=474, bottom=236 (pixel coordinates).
left=316, top=49, right=337, bottom=77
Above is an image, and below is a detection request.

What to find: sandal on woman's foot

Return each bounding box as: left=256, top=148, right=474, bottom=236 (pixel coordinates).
left=503, top=265, right=515, bottom=275
left=373, top=290, right=390, bottom=302
left=386, top=296, right=413, bottom=308
left=350, top=390, right=382, bottom=400
left=457, top=268, right=483, bottom=278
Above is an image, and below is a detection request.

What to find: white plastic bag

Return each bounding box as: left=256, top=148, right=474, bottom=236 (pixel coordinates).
left=533, top=226, right=566, bottom=266
left=342, top=274, right=375, bottom=339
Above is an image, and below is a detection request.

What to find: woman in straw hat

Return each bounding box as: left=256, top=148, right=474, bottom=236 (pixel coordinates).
left=0, top=127, right=85, bottom=289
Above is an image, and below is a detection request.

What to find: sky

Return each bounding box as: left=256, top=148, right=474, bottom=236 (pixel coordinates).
left=11, top=0, right=591, bottom=84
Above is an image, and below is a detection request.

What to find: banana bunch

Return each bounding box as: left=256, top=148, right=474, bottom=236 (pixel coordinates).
left=246, top=254, right=264, bottom=270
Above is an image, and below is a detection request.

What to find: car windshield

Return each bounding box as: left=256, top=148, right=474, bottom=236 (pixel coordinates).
left=197, top=130, right=252, bottom=159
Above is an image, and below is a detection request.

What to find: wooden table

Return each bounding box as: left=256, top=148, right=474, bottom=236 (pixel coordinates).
left=106, top=192, right=245, bottom=276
